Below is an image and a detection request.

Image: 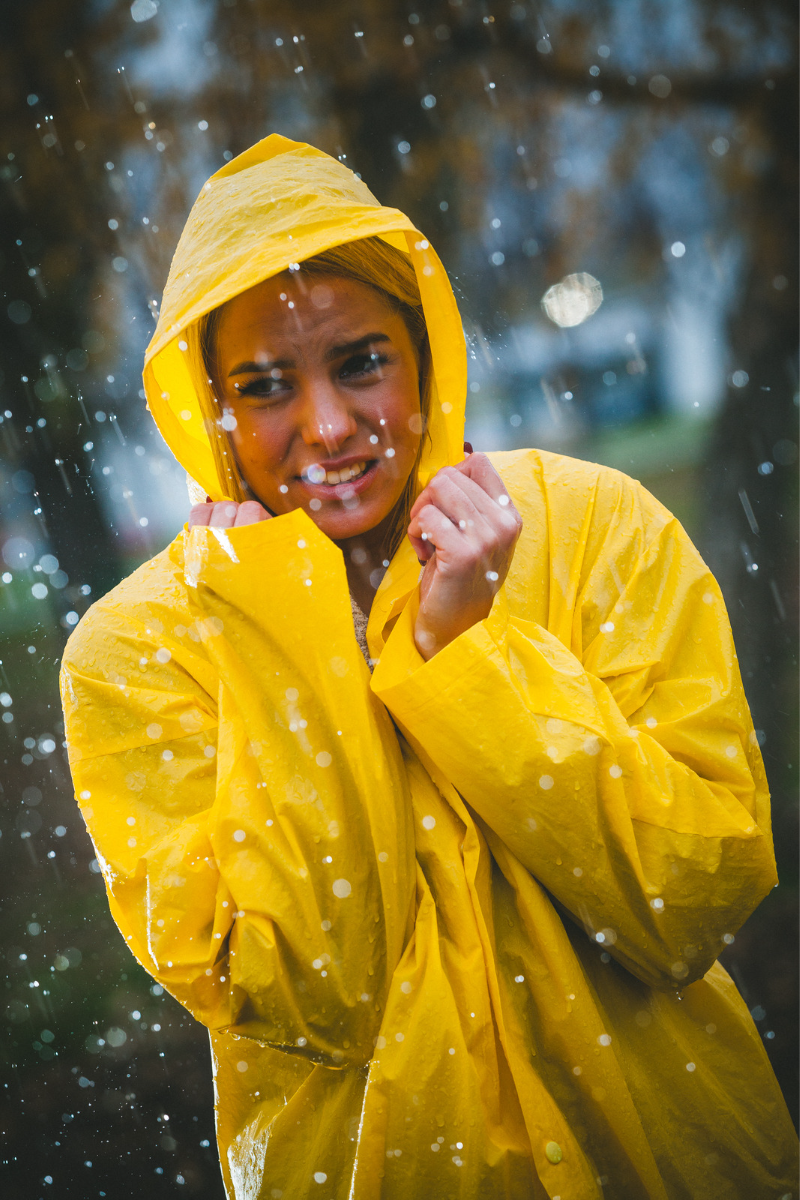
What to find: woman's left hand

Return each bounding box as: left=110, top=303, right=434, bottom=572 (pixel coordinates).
left=407, top=453, right=522, bottom=660
left=189, top=500, right=270, bottom=528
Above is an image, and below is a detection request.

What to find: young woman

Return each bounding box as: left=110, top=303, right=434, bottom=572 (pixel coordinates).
left=61, top=135, right=796, bottom=1199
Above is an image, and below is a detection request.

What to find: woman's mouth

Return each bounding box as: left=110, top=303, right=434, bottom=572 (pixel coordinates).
left=303, top=460, right=369, bottom=486
left=297, top=459, right=379, bottom=498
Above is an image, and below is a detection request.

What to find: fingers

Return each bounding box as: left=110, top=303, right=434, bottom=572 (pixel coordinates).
left=453, top=452, right=512, bottom=507
left=408, top=530, right=434, bottom=561
left=419, top=470, right=494, bottom=544
left=454, top=470, right=522, bottom=542
left=234, top=501, right=270, bottom=526
left=408, top=502, right=471, bottom=559
left=209, top=502, right=239, bottom=528
left=412, top=465, right=520, bottom=539
left=189, top=503, right=213, bottom=528
left=407, top=461, right=521, bottom=572
left=410, top=455, right=514, bottom=524
left=189, top=501, right=270, bottom=529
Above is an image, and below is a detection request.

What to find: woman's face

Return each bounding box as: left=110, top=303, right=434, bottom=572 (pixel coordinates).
left=210, top=272, right=423, bottom=545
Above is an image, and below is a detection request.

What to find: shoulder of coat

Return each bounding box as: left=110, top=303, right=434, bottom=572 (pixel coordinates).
left=488, top=446, right=671, bottom=525
left=486, top=447, right=677, bottom=574
left=487, top=445, right=631, bottom=489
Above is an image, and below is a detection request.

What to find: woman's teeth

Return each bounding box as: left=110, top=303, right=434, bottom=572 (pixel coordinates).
left=305, top=461, right=368, bottom=486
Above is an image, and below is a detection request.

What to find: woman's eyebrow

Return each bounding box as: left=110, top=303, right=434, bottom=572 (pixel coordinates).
left=227, top=334, right=391, bottom=378
left=228, top=356, right=293, bottom=377
left=325, top=332, right=391, bottom=362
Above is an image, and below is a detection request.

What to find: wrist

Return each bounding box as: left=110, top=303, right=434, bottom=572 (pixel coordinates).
left=413, top=604, right=490, bottom=662
left=414, top=622, right=441, bottom=661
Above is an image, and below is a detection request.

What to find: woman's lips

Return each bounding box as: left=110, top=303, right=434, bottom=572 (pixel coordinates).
left=296, top=459, right=379, bottom=500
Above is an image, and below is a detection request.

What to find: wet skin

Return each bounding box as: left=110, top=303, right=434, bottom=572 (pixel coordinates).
left=189, top=272, right=521, bottom=657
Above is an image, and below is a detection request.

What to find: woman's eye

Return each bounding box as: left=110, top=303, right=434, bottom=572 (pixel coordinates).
left=340, top=352, right=388, bottom=379
left=235, top=377, right=287, bottom=398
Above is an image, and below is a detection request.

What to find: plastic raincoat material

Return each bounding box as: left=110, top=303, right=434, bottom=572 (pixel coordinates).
left=60, top=135, right=797, bottom=1199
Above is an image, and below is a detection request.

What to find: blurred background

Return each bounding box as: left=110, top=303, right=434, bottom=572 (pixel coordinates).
left=1, top=0, right=797, bottom=1194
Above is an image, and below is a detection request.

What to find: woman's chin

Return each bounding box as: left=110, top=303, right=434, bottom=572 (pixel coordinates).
left=307, top=498, right=393, bottom=544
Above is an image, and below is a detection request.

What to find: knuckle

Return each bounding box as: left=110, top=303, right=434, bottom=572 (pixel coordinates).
left=433, top=472, right=455, bottom=494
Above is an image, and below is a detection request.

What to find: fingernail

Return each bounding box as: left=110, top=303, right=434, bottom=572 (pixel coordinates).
left=463, top=441, right=474, bottom=455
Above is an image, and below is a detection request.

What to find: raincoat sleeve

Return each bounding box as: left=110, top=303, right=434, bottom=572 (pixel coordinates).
left=371, top=471, right=776, bottom=991
left=60, top=516, right=415, bottom=1067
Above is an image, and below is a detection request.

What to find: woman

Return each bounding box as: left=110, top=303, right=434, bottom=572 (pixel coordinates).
left=61, top=135, right=796, bottom=1198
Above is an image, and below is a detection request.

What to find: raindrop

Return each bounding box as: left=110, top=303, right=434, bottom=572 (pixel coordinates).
left=7, top=300, right=31, bottom=325
left=648, top=74, right=672, bottom=98
left=541, top=273, right=603, bottom=328
left=130, top=0, right=159, bottom=22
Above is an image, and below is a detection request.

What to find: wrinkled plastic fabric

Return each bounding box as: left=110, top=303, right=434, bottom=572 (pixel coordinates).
left=60, top=136, right=797, bottom=1198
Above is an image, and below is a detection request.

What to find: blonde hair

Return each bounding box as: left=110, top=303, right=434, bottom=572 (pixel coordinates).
left=186, top=236, right=431, bottom=557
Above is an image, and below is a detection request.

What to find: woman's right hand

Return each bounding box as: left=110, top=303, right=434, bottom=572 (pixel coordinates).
left=189, top=500, right=271, bottom=528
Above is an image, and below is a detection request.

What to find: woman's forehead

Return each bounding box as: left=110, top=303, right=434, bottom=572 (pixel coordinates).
left=226, top=271, right=393, bottom=316
left=216, top=275, right=405, bottom=358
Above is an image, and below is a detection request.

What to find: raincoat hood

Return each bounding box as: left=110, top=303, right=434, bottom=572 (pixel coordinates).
left=143, top=133, right=466, bottom=505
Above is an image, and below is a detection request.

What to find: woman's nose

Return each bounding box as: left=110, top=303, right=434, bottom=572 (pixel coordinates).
left=300, top=380, right=358, bottom=456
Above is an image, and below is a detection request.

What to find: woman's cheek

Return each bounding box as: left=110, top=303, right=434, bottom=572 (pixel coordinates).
left=235, top=415, right=278, bottom=466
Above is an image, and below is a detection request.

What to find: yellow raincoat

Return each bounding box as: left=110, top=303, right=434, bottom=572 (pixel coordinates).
left=61, top=136, right=797, bottom=1198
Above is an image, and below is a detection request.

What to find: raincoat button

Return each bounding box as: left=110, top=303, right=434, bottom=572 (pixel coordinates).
left=545, top=1141, right=563, bottom=1164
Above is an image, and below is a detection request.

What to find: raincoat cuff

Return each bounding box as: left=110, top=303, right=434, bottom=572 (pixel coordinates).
left=370, top=587, right=509, bottom=718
